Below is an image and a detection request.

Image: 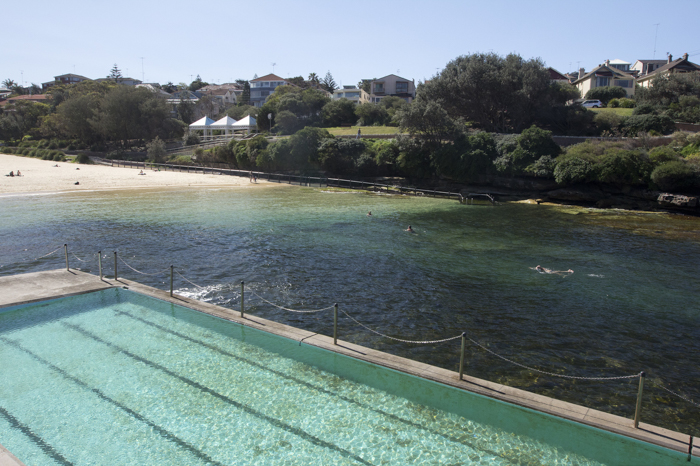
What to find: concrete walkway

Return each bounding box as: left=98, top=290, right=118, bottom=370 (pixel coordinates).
left=0, top=269, right=697, bottom=464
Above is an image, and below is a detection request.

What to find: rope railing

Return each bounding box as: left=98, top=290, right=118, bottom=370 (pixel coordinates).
left=339, top=307, right=463, bottom=345
left=247, top=288, right=335, bottom=314
left=0, top=245, right=63, bottom=270
left=6, top=244, right=699, bottom=432
left=118, top=255, right=170, bottom=277
left=466, top=335, right=639, bottom=381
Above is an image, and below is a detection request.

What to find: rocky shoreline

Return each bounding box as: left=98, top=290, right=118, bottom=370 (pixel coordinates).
left=450, top=176, right=699, bottom=215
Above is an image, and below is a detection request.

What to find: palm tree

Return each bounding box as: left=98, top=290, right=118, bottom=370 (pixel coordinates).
left=308, top=73, right=319, bottom=85
left=2, top=79, right=16, bottom=89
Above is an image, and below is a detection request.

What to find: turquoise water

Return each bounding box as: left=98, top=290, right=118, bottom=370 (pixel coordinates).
left=0, top=186, right=699, bottom=436
left=0, top=289, right=689, bottom=465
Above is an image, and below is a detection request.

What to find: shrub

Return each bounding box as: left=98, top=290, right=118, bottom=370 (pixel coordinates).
left=53, top=152, right=65, bottom=161
left=146, top=136, right=166, bottom=163
left=596, top=149, right=648, bottom=185
left=41, top=151, right=52, bottom=160
left=66, top=143, right=76, bottom=150
left=554, top=153, right=597, bottom=185
left=48, top=141, right=58, bottom=150
left=74, top=153, right=91, bottom=164
left=585, top=86, right=627, bottom=104
left=608, top=98, right=620, bottom=108
left=633, top=103, right=658, bottom=115
left=651, top=161, right=697, bottom=191
left=184, top=133, right=200, bottom=146
left=648, top=145, right=680, bottom=165
left=594, top=111, right=623, bottom=134
left=622, top=114, right=675, bottom=136
left=619, top=98, right=636, bottom=108
left=37, top=139, right=48, bottom=148
left=28, top=149, right=37, bottom=157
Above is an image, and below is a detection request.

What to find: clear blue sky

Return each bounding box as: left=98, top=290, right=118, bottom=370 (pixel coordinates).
left=4, top=0, right=699, bottom=88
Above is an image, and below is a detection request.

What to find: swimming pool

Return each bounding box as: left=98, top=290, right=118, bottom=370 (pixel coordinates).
left=0, top=288, right=690, bottom=465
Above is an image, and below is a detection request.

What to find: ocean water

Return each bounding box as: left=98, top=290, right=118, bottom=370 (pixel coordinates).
left=0, top=289, right=689, bottom=465
left=0, top=185, right=699, bottom=436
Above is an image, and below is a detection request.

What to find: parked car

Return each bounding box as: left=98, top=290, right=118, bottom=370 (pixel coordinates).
left=581, top=100, right=604, bottom=108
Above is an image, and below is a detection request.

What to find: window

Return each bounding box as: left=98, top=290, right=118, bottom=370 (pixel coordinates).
left=374, top=83, right=384, bottom=92
left=614, top=79, right=632, bottom=88
left=261, top=91, right=270, bottom=97
left=396, top=82, right=408, bottom=93
left=346, top=92, right=359, bottom=98
left=595, top=77, right=610, bottom=87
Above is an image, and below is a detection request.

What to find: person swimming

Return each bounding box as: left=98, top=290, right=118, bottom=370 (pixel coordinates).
left=406, top=225, right=414, bottom=232
left=532, top=265, right=573, bottom=275
left=367, top=211, right=372, bottom=216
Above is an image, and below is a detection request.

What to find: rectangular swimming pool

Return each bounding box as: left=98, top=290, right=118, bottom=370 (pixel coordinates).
left=0, top=288, right=690, bottom=465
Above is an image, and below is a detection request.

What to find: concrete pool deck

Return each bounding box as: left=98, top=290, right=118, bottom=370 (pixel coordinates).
left=0, top=269, right=698, bottom=463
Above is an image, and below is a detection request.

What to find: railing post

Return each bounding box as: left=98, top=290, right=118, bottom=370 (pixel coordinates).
left=114, top=251, right=118, bottom=280
left=634, top=371, right=645, bottom=428
left=459, top=332, right=466, bottom=380
left=240, top=281, right=245, bottom=318
left=333, top=304, right=338, bottom=345
left=64, top=244, right=69, bottom=271
left=170, top=265, right=174, bottom=297
left=98, top=251, right=102, bottom=279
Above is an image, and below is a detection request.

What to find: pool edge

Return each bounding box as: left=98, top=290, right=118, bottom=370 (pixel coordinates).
left=1, top=268, right=697, bottom=461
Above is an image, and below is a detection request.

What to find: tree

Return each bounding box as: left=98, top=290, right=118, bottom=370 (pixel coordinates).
left=162, top=82, right=177, bottom=93
left=321, top=71, right=337, bottom=93
left=177, top=92, right=195, bottom=124
left=322, top=99, right=357, bottom=127
left=357, top=79, right=374, bottom=93
left=308, top=73, right=320, bottom=86
left=584, top=86, right=627, bottom=104
left=146, top=136, right=166, bottom=162
left=189, top=75, right=208, bottom=92
left=397, top=100, right=462, bottom=147
left=417, top=53, right=571, bottom=133
left=239, top=81, right=251, bottom=106
left=2, top=79, right=16, bottom=89
left=108, top=64, right=123, bottom=83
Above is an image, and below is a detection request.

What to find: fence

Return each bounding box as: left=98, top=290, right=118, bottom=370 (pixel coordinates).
left=91, top=157, right=486, bottom=203
left=3, top=244, right=699, bottom=438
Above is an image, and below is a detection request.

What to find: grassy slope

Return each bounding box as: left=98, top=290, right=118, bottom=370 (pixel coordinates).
left=588, top=107, right=634, bottom=117
left=325, top=126, right=404, bottom=136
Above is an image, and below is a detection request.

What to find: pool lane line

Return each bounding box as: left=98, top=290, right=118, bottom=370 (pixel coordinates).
left=61, top=322, right=373, bottom=466
left=0, top=337, right=225, bottom=466
left=113, top=310, right=512, bottom=461
left=0, top=405, right=73, bottom=466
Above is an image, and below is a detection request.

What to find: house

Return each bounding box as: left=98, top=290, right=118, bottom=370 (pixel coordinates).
left=94, top=77, right=143, bottom=86
left=0, top=88, right=11, bottom=100
left=135, top=83, right=172, bottom=97
left=369, top=74, right=416, bottom=103
left=41, top=74, right=90, bottom=90
left=199, top=84, right=242, bottom=106
left=571, top=61, right=636, bottom=98
left=332, top=86, right=371, bottom=104
left=547, top=67, right=571, bottom=84
left=166, top=90, right=200, bottom=118
left=636, top=53, right=700, bottom=88
left=607, top=59, right=632, bottom=72
left=249, top=74, right=289, bottom=107
left=630, top=59, right=668, bottom=77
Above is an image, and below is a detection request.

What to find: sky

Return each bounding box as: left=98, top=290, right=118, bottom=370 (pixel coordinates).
left=3, top=0, right=699, bottom=88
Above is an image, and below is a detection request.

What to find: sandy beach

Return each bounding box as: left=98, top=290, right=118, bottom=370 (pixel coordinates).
left=0, top=154, right=266, bottom=195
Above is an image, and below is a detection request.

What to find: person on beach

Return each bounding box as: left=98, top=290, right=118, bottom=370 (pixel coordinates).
left=356, top=128, right=361, bottom=140
left=16, top=170, right=20, bottom=176
left=138, top=170, right=146, bottom=175
left=8, top=171, right=14, bottom=177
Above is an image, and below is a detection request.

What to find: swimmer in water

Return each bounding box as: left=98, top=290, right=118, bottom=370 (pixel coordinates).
left=532, top=265, right=573, bottom=275
left=406, top=225, right=414, bottom=232
left=367, top=211, right=372, bottom=216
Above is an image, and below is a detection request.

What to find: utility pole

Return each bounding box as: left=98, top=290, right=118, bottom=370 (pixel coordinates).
left=140, top=57, right=145, bottom=82
left=653, top=23, right=661, bottom=58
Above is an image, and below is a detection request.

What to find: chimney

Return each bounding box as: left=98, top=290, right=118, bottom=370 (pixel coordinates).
left=605, top=59, right=610, bottom=66
left=578, top=68, right=585, bottom=79
left=683, top=53, right=689, bottom=61
left=668, top=54, right=673, bottom=63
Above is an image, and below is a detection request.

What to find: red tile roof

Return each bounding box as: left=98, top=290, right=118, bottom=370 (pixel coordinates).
left=250, top=74, right=286, bottom=82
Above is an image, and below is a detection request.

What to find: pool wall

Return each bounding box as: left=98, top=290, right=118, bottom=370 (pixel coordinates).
left=1, top=269, right=698, bottom=465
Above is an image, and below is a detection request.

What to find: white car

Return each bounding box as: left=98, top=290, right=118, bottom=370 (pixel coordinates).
left=581, top=100, right=604, bottom=108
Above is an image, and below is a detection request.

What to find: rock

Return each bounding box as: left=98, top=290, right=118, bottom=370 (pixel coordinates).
left=657, top=193, right=698, bottom=208
left=546, top=188, right=607, bottom=203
